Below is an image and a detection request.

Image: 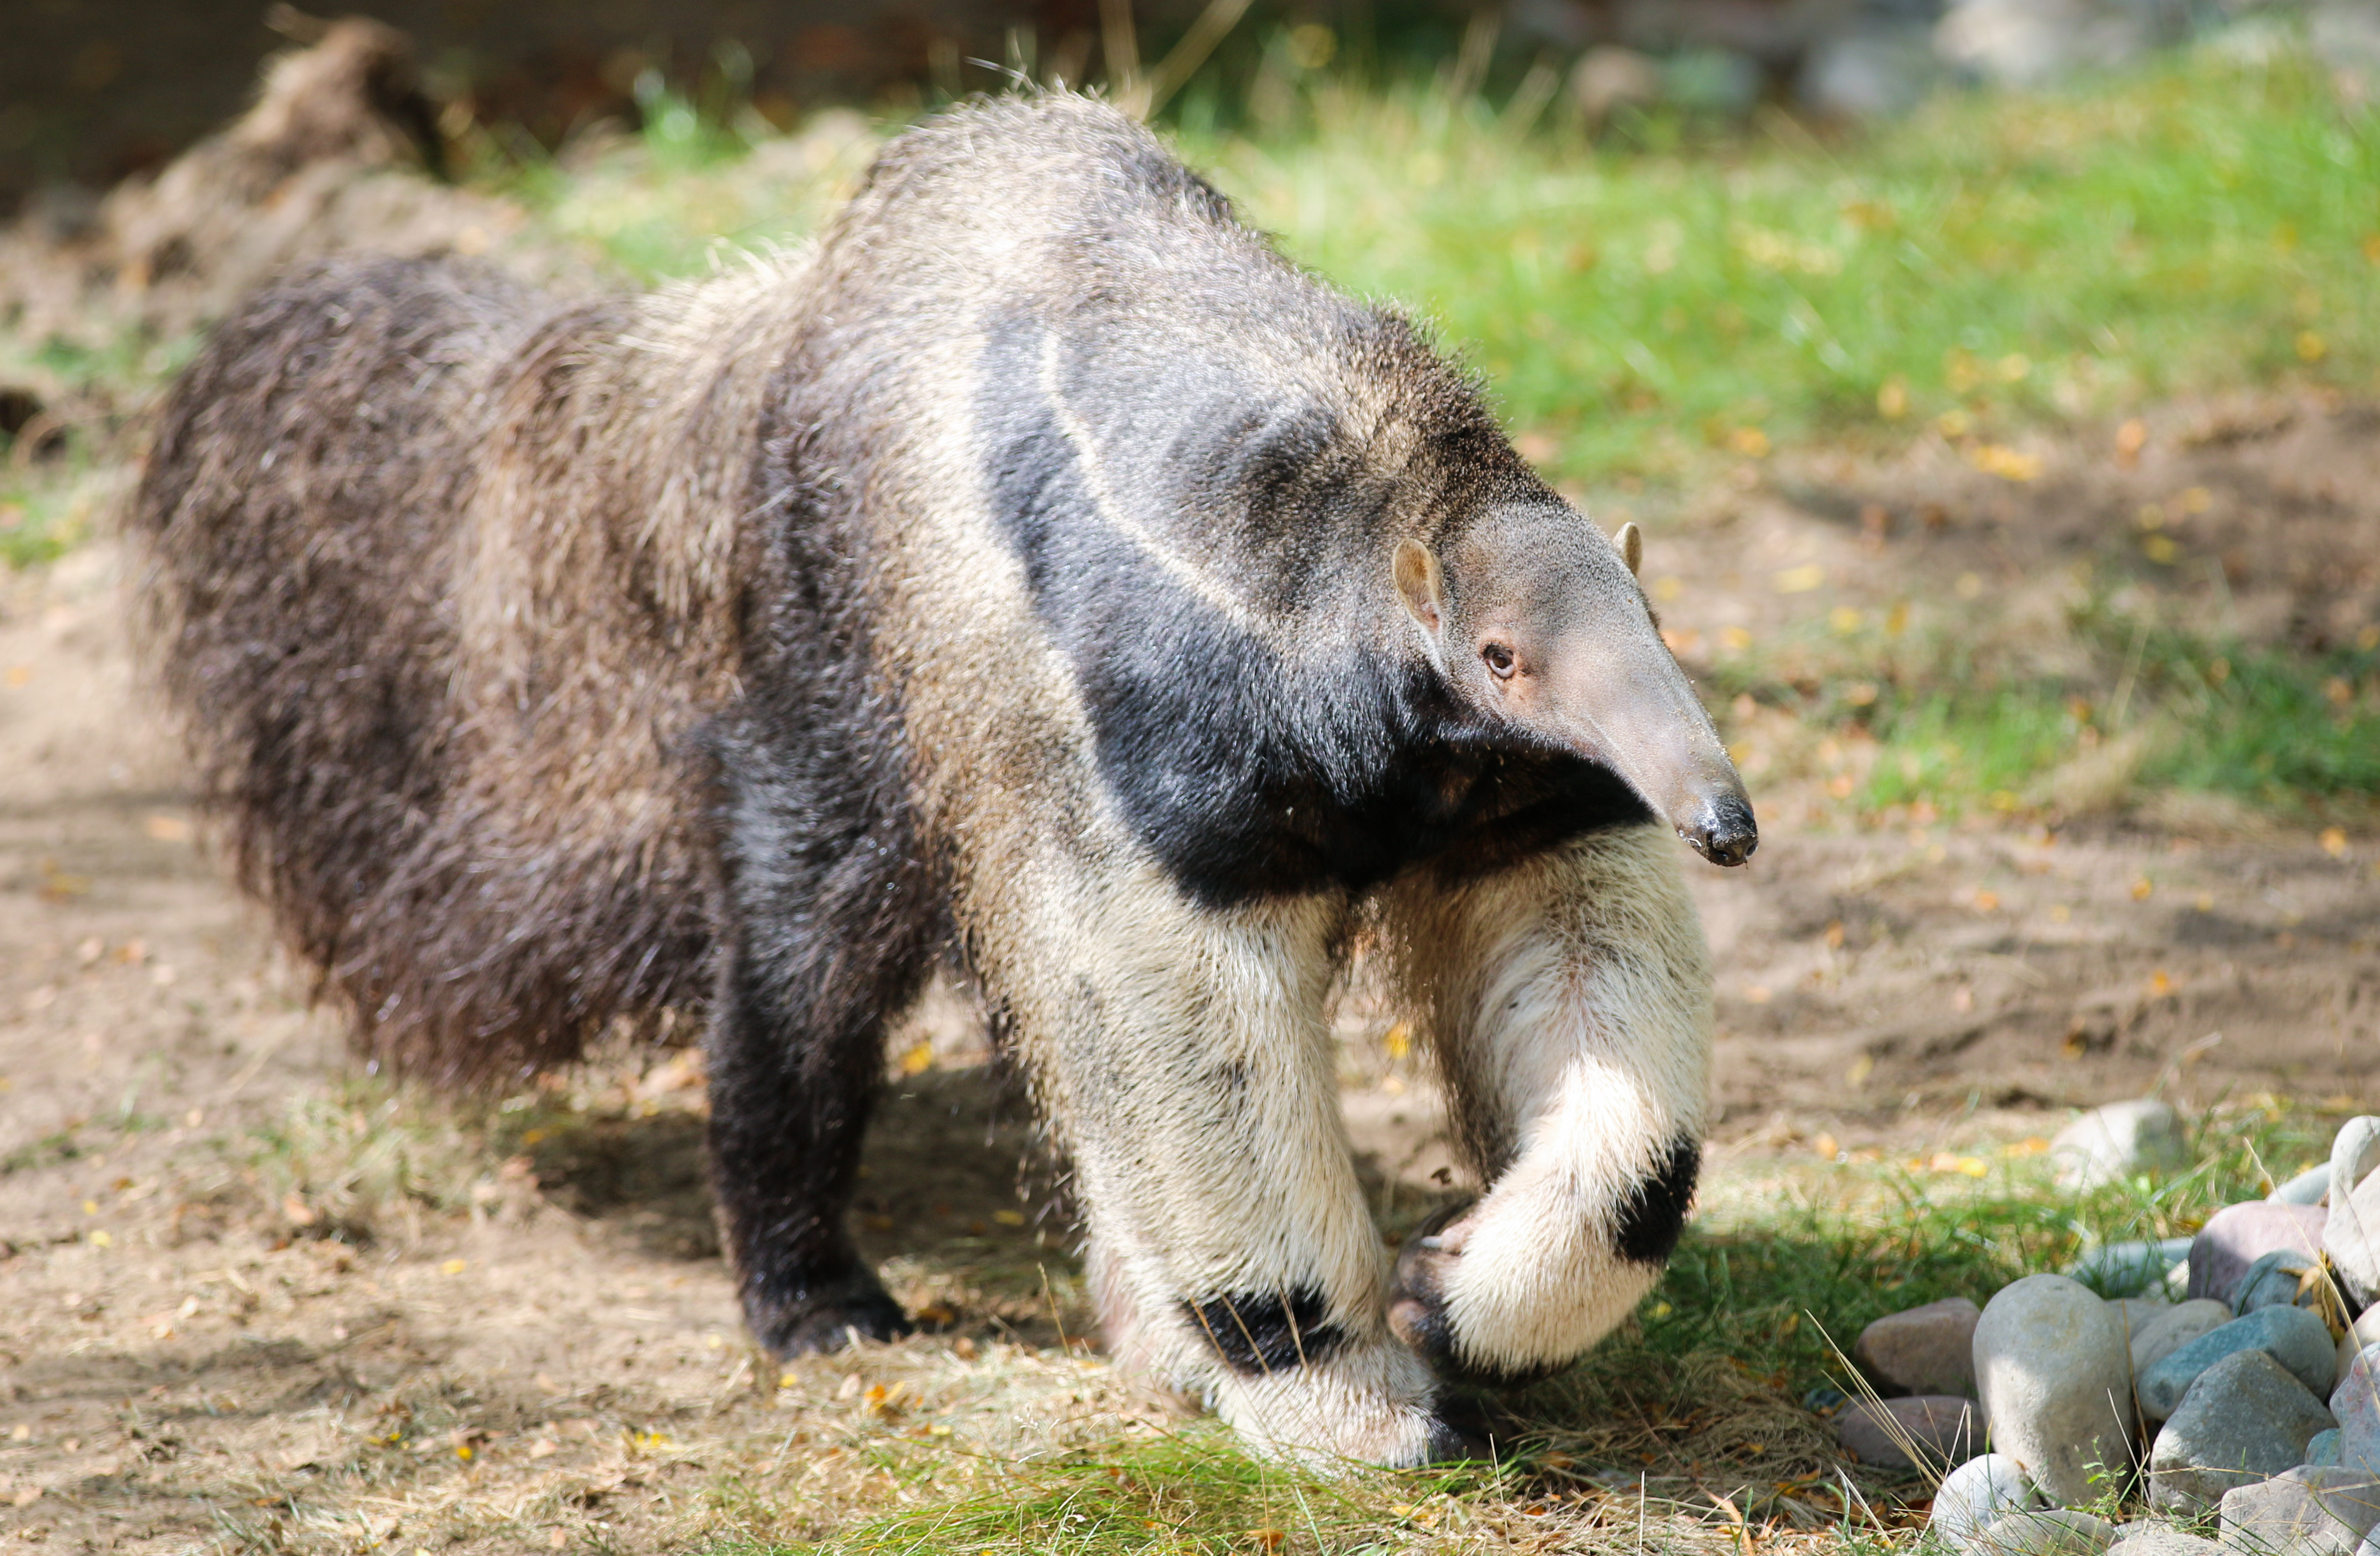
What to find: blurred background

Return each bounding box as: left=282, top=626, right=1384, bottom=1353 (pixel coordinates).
left=14, top=0, right=2380, bottom=216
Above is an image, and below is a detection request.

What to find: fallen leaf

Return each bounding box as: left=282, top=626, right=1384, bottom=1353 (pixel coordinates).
left=1772, top=564, right=1825, bottom=594
left=282, top=1192, right=317, bottom=1227
left=144, top=814, right=192, bottom=843
left=2322, top=828, right=2349, bottom=858
left=992, top=1209, right=1026, bottom=1227
left=898, top=1041, right=934, bottom=1076
left=1968, top=443, right=2042, bottom=481
left=441, top=1258, right=467, bottom=1275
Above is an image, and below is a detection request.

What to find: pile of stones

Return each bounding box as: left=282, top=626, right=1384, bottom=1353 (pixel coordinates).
left=1827, top=1103, right=2380, bottom=1556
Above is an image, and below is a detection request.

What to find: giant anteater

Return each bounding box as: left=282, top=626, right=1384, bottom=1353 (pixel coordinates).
left=133, top=92, right=1756, bottom=1464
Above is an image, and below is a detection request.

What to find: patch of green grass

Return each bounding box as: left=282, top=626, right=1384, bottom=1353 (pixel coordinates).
left=0, top=471, right=91, bottom=569
left=1186, top=40, right=2379, bottom=484
left=744, top=1426, right=1513, bottom=1555
left=2131, top=630, right=2380, bottom=799
left=2, top=1127, right=87, bottom=1176
left=1700, top=592, right=2379, bottom=821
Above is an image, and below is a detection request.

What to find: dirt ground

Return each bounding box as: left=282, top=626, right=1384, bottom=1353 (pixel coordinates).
left=3, top=389, right=2374, bottom=1550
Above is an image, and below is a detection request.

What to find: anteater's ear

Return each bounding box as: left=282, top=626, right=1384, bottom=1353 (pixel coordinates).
left=1392, top=539, right=1447, bottom=644
left=1614, top=521, right=1643, bottom=577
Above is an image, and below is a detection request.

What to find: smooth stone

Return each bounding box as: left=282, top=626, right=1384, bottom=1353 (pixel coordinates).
left=2053, top=1100, right=2191, bottom=1189
left=1975, top=1510, right=2119, bottom=1556
left=1857, top=1296, right=1983, bottom=1397
left=2141, top=1306, right=2340, bottom=1421
left=1568, top=46, right=1661, bottom=123
left=2150, top=1350, right=2339, bottom=1513
left=2335, top=1119, right=2380, bottom=1199
left=1935, top=0, right=2181, bottom=89
left=1977, top=1274, right=2142, bottom=1506
left=2276, top=1164, right=2334, bottom=1206
left=2218, top=1465, right=2380, bottom=1556
left=2238, top=1249, right=2333, bottom=1316
left=2113, top=1297, right=2174, bottom=1348
left=2341, top=1316, right=2380, bottom=1396
left=2075, top=1241, right=2199, bottom=1297
left=2107, top=1529, right=2226, bottom=1556
left=1934, top=1454, right=2044, bottom=1546
left=2134, top=1300, right=2239, bottom=1379
left=2327, top=1128, right=2380, bottom=1309
left=2191, top=1203, right=2329, bottom=1307
left=1796, top=21, right=1945, bottom=118
left=2315, top=1430, right=2349, bottom=1468
left=1835, top=1395, right=1978, bottom=1469
left=2332, top=1344, right=2380, bottom=1478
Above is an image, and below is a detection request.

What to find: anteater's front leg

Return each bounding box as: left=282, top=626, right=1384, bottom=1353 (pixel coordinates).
left=1371, top=824, right=1713, bottom=1385
left=705, top=727, right=939, bottom=1357
left=1004, top=882, right=1459, bottom=1466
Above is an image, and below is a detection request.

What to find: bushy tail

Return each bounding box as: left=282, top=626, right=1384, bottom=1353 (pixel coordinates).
left=128, top=254, right=752, bottom=1082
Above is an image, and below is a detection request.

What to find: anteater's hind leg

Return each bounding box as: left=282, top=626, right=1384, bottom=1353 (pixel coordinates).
left=704, top=719, right=939, bottom=1356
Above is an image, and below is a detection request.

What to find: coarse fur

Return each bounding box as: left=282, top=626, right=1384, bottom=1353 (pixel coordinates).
left=131, top=92, right=1746, bottom=1464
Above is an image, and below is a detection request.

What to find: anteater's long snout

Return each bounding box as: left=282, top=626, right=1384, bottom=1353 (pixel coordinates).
left=1531, top=624, right=1759, bottom=871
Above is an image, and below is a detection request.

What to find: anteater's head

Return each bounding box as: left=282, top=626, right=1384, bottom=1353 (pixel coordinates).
left=1393, top=508, right=1757, bottom=867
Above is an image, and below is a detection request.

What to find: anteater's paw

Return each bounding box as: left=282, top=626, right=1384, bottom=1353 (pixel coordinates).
left=745, top=1271, right=914, bottom=1357
left=1387, top=1201, right=1565, bottom=1391
left=1210, top=1341, right=1470, bottom=1467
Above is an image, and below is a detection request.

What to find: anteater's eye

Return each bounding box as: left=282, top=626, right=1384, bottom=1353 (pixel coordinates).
left=1481, top=643, right=1515, bottom=679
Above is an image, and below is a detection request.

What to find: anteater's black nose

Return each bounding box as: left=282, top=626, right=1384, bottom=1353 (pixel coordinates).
left=1681, top=797, right=1758, bottom=867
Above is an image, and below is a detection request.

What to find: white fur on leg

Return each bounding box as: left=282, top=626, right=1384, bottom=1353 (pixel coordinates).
left=1375, top=824, right=1713, bottom=1378
left=990, top=869, right=1448, bottom=1460
left=1206, top=1338, right=1454, bottom=1467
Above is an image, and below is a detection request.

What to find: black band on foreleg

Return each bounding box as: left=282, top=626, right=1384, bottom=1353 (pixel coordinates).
left=1612, top=1136, right=1701, bottom=1265
left=1181, top=1286, right=1347, bottom=1375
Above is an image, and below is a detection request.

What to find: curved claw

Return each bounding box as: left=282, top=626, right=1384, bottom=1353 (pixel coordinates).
left=1387, top=1201, right=1572, bottom=1392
